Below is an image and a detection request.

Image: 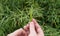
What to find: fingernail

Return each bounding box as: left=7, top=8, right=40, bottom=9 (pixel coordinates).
left=24, top=26, right=26, bottom=28
left=28, top=22, right=30, bottom=24
left=30, top=22, right=34, bottom=24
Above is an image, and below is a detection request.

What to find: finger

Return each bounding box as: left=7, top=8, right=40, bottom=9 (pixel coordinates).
left=7, top=28, right=24, bottom=36
left=16, top=28, right=27, bottom=36
left=8, top=28, right=28, bottom=36
left=24, top=23, right=30, bottom=31
left=32, top=19, right=40, bottom=28
left=22, top=29, right=28, bottom=36
left=29, top=22, right=36, bottom=33
left=32, top=19, right=44, bottom=34
left=24, top=24, right=30, bottom=35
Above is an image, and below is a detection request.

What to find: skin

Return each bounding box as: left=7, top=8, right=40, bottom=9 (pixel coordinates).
left=7, top=19, right=44, bottom=36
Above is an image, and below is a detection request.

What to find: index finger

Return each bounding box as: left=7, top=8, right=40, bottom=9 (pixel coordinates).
left=32, top=19, right=44, bottom=34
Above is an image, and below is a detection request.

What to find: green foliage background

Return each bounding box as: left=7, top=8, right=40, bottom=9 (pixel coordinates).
left=0, top=0, right=60, bottom=36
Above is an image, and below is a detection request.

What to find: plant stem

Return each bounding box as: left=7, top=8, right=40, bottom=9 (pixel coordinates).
left=29, top=6, right=33, bottom=21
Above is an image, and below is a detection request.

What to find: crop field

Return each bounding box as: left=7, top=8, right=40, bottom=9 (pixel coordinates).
left=0, top=0, right=60, bottom=36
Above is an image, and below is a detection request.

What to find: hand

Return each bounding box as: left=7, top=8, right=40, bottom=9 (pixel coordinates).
left=28, top=19, right=44, bottom=36
left=7, top=19, right=44, bottom=36
left=7, top=28, right=28, bottom=36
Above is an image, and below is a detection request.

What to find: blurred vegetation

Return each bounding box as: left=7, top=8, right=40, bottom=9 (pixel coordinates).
left=0, top=0, right=60, bottom=36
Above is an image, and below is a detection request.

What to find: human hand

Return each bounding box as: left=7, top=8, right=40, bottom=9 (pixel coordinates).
left=7, top=28, right=28, bottom=36
left=7, top=19, right=44, bottom=36
left=28, top=19, right=44, bottom=36
left=23, top=19, right=44, bottom=36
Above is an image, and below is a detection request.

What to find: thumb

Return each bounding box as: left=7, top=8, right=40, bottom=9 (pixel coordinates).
left=29, top=22, right=36, bottom=34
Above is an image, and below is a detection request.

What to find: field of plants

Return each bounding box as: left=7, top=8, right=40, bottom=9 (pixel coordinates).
left=0, top=0, right=60, bottom=36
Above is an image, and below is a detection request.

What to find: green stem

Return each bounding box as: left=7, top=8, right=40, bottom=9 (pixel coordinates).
left=29, top=6, right=33, bottom=21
